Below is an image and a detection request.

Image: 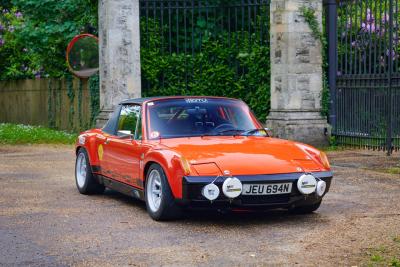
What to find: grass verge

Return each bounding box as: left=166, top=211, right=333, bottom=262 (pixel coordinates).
left=365, top=236, right=400, bottom=267
left=0, top=123, right=77, bottom=145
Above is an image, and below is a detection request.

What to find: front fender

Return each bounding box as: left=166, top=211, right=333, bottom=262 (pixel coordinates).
left=75, top=131, right=104, bottom=169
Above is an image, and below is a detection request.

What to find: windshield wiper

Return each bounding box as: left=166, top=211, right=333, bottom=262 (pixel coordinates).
left=241, top=128, right=264, bottom=135
left=216, top=128, right=268, bottom=136
left=215, top=129, right=247, bottom=135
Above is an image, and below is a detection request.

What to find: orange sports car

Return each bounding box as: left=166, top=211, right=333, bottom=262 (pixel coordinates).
left=75, top=96, right=332, bottom=220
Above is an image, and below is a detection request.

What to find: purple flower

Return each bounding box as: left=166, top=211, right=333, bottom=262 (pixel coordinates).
left=386, top=49, right=397, bottom=60
left=367, top=23, right=376, bottom=33
left=35, top=72, right=41, bottom=79
left=382, top=14, right=389, bottom=23
left=2, top=9, right=9, bottom=14
left=361, top=22, right=376, bottom=33
left=337, top=71, right=342, bottom=76
left=15, top=12, right=23, bottom=18
left=361, top=22, right=366, bottom=29
left=351, top=41, right=357, bottom=48
left=366, top=9, right=374, bottom=23
left=0, top=23, right=4, bottom=31
left=8, top=26, right=15, bottom=33
left=0, top=38, right=4, bottom=46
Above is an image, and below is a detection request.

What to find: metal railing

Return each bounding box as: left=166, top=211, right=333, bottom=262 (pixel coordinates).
left=139, top=0, right=270, bottom=95
left=327, top=0, right=400, bottom=153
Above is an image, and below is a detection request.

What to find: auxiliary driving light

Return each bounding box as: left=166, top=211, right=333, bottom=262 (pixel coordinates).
left=316, top=180, right=327, bottom=197
left=222, top=177, right=242, bottom=198
left=202, top=183, right=220, bottom=201
left=297, top=174, right=317, bottom=195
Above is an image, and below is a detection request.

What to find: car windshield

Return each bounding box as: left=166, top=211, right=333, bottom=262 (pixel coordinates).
left=146, top=98, right=267, bottom=139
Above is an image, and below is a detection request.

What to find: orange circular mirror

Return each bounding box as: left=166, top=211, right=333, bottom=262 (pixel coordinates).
left=66, top=34, right=99, bottom=78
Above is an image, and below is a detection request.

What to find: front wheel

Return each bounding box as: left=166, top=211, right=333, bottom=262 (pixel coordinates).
left=75, top=148, right=105, bottom=195
left=145, top=163, right=182, bottom=221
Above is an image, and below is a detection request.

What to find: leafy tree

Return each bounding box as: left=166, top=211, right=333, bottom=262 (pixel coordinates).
left=0, top=6, right=41, bottom=80
left=0, top=0, right=98, bottom=80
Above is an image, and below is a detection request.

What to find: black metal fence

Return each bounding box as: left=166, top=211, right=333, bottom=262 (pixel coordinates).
left=328, top=0, right=400, bottom=153
left=139, top=0, right=270, bottom=106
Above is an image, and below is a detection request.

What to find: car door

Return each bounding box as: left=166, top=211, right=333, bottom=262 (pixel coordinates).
left=101, top=104, right=143, bottom=189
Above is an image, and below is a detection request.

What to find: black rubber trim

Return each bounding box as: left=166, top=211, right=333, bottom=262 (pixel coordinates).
left=183, top=171, right=333, bottom=184
left=180, top=171, right=333, bottom=209
left=91, top=165, right=101, bottom=173
left=98, top=175, right=145, bottom=201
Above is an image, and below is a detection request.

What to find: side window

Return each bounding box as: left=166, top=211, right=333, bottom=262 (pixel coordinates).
left=117, top=105, right=142, bottom=140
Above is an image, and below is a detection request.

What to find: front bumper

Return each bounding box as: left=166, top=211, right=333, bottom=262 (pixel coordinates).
left=179, top=171, right=333, bottom=210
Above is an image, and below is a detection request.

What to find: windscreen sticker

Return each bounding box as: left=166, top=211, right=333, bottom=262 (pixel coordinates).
left=150, top=131, right=160, bottom=139
left=185, top=98, right=208, bottom=103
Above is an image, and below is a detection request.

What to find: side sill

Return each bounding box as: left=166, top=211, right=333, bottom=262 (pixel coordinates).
left=97, top=175, right=145, bottom=201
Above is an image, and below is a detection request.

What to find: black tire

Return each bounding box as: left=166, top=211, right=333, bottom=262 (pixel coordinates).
left=145, top=163, right=182, bottom=221
left=75, top=148, right=105, bottom=195
left=290, top=200, right=322, bottom=214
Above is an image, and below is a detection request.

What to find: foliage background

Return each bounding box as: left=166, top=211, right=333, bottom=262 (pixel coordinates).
left=1, top=0, right=271, bottom=122
left=0, top=0, right=98, bottom=80
left=140, top=5, right=271, bottom=120
left=0, top=1, right=346, bottom=127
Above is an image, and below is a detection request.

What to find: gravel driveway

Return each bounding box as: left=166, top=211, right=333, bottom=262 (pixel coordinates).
left=0, top=145, right=399, bottom=266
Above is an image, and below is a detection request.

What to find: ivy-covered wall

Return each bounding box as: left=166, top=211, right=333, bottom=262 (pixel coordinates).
left=0, top=75, right=99, bottom=131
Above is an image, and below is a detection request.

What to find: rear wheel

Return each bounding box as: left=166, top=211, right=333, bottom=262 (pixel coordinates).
left=145, top=163, right=182, bottom=221
left=290, top=200, right=322, bottom=214
left=75, top=148, right=105, bottom=195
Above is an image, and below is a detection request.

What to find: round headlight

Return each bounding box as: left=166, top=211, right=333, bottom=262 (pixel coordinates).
left=316, top=180, right=327, bottom=197
left=222, top=177, right=242, bottom=198
left=297, top=174, right=317, bottom=195
left=202, top=183, right=220, bottom=201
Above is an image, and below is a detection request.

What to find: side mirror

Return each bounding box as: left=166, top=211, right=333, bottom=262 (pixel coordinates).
left=264, top=128, right=273, bottom=137
left=117, top=130, right=134, bottom=139
left=118, top=130, right=132, bottom=135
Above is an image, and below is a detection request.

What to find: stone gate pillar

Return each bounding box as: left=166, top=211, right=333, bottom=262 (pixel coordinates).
left=266, top=0, right=328, bottom=146
left=97, top=0, right=141, bottom=127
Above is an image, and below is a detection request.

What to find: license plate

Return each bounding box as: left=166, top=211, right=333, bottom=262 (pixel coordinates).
left=242, top=183, right=292, bottom=195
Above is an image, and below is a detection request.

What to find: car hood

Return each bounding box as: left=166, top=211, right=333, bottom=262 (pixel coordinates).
left=158, top=136, right=325, bottom=175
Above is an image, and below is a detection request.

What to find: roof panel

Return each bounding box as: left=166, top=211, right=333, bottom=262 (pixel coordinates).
left=119, top=96, right=239, bottom=105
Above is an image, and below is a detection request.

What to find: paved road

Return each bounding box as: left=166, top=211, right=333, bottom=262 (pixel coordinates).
left=0, top=145, right=399, bottom=266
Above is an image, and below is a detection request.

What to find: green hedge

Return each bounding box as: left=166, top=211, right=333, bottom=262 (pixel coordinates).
left=140, top=18, right=270, bottom=121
